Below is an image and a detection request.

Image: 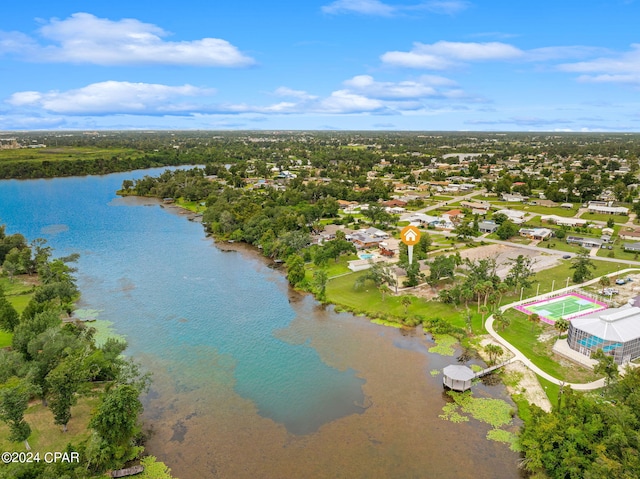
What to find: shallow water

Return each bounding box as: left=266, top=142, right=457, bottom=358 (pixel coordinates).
left=0, top=169, right=522, bottom=478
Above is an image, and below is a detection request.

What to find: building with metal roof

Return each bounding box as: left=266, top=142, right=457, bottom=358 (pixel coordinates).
left=567, top=305, right=640, bottom=364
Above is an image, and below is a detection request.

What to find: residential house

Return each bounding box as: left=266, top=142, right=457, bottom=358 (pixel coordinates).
left=566, top=236, right=604, bottom=248
left=478, top=221, right=498, bottom=234
left=619, top=230, right=640, bottom=241
left=623, top=242, right=640, bottom=252
left=495, top=209, right=526, bottom=224
left=540, top=215, right=587, bottom=227
left=519, top=228, right=553, bottom=240
left=461, top=201, right=491, bottom=215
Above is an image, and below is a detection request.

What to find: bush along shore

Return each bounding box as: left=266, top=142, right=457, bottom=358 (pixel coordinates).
left=0, top=227, right=176, bottom=479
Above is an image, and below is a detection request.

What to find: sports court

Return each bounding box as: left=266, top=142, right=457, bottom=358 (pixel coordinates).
left=515, top=292, right=607, bottom=324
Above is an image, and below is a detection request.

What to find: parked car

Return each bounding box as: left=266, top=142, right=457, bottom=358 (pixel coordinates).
left=603, top=288, right=619, bottom=295
left=562, top=254, right=571, bottom=259
left=615, top=279, right=626, bottom=285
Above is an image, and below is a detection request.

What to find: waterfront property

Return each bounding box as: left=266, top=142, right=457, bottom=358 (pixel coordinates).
left=567, top=305, right=640, bottom=364
left=515, top=293, right=608, bottom=324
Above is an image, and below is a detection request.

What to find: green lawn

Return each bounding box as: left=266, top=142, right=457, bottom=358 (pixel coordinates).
left=537, top=376, right=561, bottom=408
left=581, top=212, right=629, bottom=224
left=0, top=395, right=100, bottom=453
left=488, top=202, right=579, bottom=217
left=1, top=276, right=35, bottom=314
left=325, top=271, right=485, bottom=331
left=175, top=197, right=206, bottom=213
left=0, top=330, right=11, bottom=348
left=499, top=309, right=598, bottom=383
left=306, top=255, right=358, bottom=278
left=0, top=146, right=141, bottom=164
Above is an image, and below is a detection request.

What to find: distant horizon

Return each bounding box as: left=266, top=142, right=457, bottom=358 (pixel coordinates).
left=2, top=1, right=640, bottom=131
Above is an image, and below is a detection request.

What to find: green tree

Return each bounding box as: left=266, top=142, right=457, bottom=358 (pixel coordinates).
left=0, top=286, right=20, bottom=332
left=554, top=318, right=570, bottom=339
left=312, top=269, right=328, bottom=301
left=570, top=248, right=596, bottom=284
left=505, top=254, right=536, bottom=294
left=400, top=295, right=412, bottom=314
left=286, top=254, right=306, bottom=286
left=493, top=310, right=510, bottom=331
left=484, top=344, right=504, bottom=365
left=496, top=220, right=518, bottom=240
left=0, top=378, right=34, bottom=450
left=46, top=353, right=88, bottom=432
left=592, top=349, right=619, bottom=387
left=528, top=313, right=539, bottom=333
left=87, top=384, right=144, bottom=471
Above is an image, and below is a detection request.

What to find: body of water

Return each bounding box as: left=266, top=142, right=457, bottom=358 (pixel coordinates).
left=0, top=168, right=522, bottom=478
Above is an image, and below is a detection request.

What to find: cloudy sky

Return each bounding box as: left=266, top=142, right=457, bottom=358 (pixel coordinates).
left=1, top=1, right=639, bottom=131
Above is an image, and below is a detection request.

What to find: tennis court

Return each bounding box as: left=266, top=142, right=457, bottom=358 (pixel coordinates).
left=515, top=293, right=607, bottom=324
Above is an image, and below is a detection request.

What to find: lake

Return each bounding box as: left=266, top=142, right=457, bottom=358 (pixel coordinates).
left=0, top=168, right=522, bottom=478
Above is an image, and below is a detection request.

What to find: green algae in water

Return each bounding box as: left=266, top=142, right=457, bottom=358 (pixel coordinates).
left=428, top=334, right=457, bottom=356
left=92, top=319, right=127, bottom=347
left=439, top=402, right=469, bottom=423
left=470, top=364, right=483, bottom=373
left=487, top=429, right=522, bottom=452
left=430, top=369, right=440, bottom=376
left=450, top=391, right=514, bottom=428
left=371, top=318, right=403, bottom=328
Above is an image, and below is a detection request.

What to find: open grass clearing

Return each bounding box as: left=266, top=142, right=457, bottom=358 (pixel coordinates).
left=581, top=212, right=629, bottom=224
left=499, top=309, right=598, bottom=383
left=0, top=394, right=100, bottom=453
left=0, top=147, right=142, bottom=164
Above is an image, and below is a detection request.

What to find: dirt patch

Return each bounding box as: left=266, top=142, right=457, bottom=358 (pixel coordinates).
left=457, top=243, right=560, bottom=279
left=503, top=361, right=552, bottom=412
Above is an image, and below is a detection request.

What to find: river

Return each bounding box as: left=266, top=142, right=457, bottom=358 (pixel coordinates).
left=0, top=168, right=522, bottom=478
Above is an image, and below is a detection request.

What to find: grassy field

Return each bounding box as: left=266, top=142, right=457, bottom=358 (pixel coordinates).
left=325, top=271, right=485, bottom=331
left=0, top=330, right=11, bottom=348
left=0, top=147, right=142, bottom=164
left=175, top=197, right=206, bottom=213
left=581, top=212, right=629, bottom=224
left=0, top=395, right=100, bottom=453
left=499, top=309, right=598, bottom=383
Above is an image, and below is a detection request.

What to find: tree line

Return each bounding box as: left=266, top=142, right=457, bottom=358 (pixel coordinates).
left=0, top=230, right=153, bottom=478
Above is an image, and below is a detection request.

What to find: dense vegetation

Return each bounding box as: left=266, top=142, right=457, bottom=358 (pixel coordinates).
left=520, top=365, right=640, bottom=478
left=0, top=230, right=156, bottom=478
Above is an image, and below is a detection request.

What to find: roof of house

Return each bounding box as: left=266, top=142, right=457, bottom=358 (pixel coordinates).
left=571, top=306, right=640, bottom=343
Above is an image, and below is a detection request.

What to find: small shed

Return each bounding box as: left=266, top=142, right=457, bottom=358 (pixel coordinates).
left=443, top=365, right=475, bottom=392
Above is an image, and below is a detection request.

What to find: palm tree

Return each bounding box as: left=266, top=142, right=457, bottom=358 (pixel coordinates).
left=400, top=295, right=412, bottom=314
left=484, top=344, right=504, bottom=365
left=599, top=275, right=611, bottom=291
left=493, top=310, right=511, bottom=331
left=554, top=318, right=570, bottom=339
left=379, top=284, right=391, bottom=302
left=528, top=313, right=540, bottom=333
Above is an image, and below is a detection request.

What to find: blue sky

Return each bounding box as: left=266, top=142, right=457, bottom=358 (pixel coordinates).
left=1, top=0, right=639, bottom=131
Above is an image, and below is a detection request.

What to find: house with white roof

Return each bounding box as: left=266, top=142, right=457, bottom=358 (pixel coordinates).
left=568, top=305, right=640, bottom=364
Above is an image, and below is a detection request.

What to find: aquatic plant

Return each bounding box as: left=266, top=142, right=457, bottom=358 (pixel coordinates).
left=428, top=334, right=457, bottom=356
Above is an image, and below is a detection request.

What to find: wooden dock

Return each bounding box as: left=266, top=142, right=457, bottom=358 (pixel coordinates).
left=443, top=359, right=513, bottom=392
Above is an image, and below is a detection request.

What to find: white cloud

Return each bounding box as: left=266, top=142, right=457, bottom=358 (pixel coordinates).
left=7, top=81, right=215, bottom=115
left=342, top=74, right=444, bottom=99
left=0, top=13, right=254, bottom=67
left=559, top=44, right=640, bottom=84
left=5, top=74, right=471, bottom=119
left=272, top=87, right=318, bottom=100
left=322, top=0, right=396, bottom=16
left=322, top=0, right=469, bottom=16
left=381, top=41, right=523, bottom=69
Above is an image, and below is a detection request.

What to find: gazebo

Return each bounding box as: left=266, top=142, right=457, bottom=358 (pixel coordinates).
left=442, top=365, right=475, bottom=392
